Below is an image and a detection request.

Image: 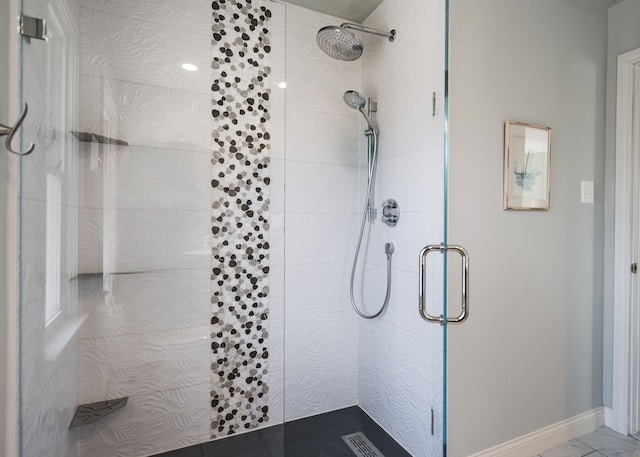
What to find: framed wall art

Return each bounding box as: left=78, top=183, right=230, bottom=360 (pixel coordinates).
left=503, top=121, right=551, bottom=210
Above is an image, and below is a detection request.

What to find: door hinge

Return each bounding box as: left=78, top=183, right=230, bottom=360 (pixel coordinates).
left=431, top=407, right=435, bottom=436
left=632, top=263, right=638, bottom=274
left=432, top=92, right=437, bottom=117
left=20, top=15, right=47, bottom=41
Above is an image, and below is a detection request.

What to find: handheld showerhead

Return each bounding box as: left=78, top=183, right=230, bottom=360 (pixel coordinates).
left=343, top=90, right=366, bottom=110
left=343, top=90, right=378, bottom=134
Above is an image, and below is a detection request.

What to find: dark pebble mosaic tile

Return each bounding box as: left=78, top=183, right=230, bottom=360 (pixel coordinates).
left=210, top=0, right=273, bottom=439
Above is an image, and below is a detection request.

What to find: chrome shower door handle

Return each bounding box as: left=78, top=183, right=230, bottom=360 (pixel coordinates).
left=419, top=243, right=470, bottom=325
left=1, top=103, right=36, bottom=156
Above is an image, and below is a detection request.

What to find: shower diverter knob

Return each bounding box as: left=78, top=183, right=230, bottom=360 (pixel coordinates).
left=382, top=199, right=400, bottom=226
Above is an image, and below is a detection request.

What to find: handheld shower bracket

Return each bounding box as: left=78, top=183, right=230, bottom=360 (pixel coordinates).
left=367, top=98, right=378, bottom=117
left=368, top=206, right=378, bottom=221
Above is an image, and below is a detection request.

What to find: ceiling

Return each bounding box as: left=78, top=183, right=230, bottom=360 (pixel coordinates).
left=279, top=0, right=383, bottom=22
left=575, top=0, right=620, bottom=6
left=280, top=0, right=620, bottom=23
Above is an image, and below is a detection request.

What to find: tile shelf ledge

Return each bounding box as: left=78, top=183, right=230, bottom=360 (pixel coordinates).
left=71, top=130, right=129, bottom=146
left=69, top=397, right=129, bottom=428
left=70, top=269, right=197, bottom=280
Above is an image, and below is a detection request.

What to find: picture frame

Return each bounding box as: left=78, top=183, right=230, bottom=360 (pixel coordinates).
left=503, top=120, right=551, bottom=210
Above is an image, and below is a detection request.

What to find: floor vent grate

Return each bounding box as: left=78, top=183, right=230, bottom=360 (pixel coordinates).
left=342, top=432, right=385, bottom=457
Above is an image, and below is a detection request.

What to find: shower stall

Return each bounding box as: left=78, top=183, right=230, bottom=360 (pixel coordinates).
left=10, top=0, right=453, bottom=455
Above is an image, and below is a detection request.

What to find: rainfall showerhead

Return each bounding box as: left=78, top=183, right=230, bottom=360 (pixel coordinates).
left=317, top=26, right=363, bottom=61
left=316, top=23, right=396, bottom=61
left=343, top=90, right=377, bottom=134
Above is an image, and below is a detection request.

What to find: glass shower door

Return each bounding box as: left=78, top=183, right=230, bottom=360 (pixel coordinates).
left=15, top=0, right=230, bottom=454
left=278, top=0, right=451, bottom=456
left=13, top=0, right=452, bottom=455
left=17, top=0, right=81, bottom=455
left=16, top=0, right=286, bottom=455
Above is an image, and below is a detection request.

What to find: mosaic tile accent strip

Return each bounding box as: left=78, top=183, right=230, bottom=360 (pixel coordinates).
left=210, top=0, right=272, bottom=438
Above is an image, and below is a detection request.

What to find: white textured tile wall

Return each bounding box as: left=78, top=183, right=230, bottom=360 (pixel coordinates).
left=80, top=0, right=211, bottom=33
left=76, top=1, right=212, bottom=455
left=111, top=209, right=210, bottom=271
left=78, top=208, right=210, bottom=273
left=278, top=4, right=363, bottom=422
left=286, top=108, right=360, bottom=165
left=78, top=145, right=211, bottom=211
left=78, top=75, right=211, bottom=152
left=284, top=6, right=361, bottom=117
left=22, top=351, right=80, bottom=457
left=79, top=8, right=210, bottom=93
left=76, top=384, right=210, bottom=457
left=358, top=0, right=447, bottom=456
left=77, top=270, right=210, bottom=338
left=20, top=295, right=80, bottom=417
left=285, top=213, right=361, bottom=266
left=267, top=12, right=286, bottom=426
left=286, top=161, right=361, bottom=214
left=359, top=319, right=443, bottom=457
left=78, top=326, right=210, bottom=403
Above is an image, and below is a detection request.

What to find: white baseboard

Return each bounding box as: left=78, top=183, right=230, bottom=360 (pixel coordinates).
left=467, top=407, right=604, bottom=457
left=604, top=406, right=613, bottom=429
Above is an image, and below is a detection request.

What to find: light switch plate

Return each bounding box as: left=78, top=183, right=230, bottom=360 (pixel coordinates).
left=581, top=180, right=594, bottom=204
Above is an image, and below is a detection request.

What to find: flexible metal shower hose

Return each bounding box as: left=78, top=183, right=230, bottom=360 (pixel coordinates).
left=349, top=129, right=393, bottom=319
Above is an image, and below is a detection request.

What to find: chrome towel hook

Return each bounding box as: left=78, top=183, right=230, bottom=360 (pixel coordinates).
left=1, top=103, right=35, bottom=156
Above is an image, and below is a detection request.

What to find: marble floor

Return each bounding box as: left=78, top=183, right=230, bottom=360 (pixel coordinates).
left=535, top=427, right=640, bottom=457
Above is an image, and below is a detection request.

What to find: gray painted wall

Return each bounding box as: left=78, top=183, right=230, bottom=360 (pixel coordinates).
left=0, top=0, right=9, bottom=449
left=603, top=0, right=640, bottom=409
left=448, top=1, right=607, bottom=455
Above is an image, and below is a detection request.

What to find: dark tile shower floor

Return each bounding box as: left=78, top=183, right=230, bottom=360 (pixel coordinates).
left=152, top=406, right=412, bottom=457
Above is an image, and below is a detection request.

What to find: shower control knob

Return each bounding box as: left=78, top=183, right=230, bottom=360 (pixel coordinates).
left=382, top=199, right=400, bottom=227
